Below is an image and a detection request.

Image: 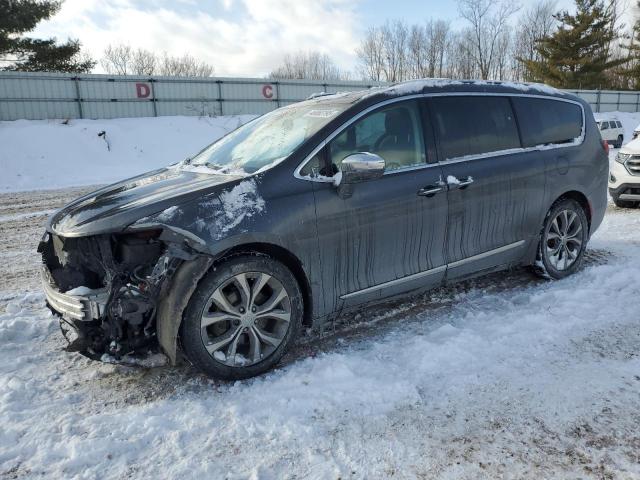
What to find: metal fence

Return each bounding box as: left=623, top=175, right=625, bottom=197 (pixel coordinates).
left=1, top=71, right=640, bottom=121
left=564, top=89, right=640, bottom=114
left=0, top=72, right=385, bottom=121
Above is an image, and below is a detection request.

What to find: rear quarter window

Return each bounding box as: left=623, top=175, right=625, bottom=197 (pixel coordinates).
left=511, top=97, right=583, bottom=147
left=431, top=96, right=520, bottom=160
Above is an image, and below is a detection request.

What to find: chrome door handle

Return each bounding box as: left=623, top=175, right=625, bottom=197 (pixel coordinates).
left=448, top=176, right=474, bottom=189
left=417, top=186, right=444, bottom=197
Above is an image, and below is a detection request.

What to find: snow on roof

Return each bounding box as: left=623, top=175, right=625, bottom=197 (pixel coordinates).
left=365, top=78, right=563, bottom=97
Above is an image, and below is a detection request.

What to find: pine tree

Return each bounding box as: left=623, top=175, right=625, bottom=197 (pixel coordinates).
left=0, top=0, right=95, bottom=72
left=521, top=0, right=624, bottom=89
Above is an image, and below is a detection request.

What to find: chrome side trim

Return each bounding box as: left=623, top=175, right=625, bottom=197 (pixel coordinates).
left=340, top=264, right=446, bottom=300
left=447, top=240, right=526, bottom=269
left=294, top=92, right=586, bottom=183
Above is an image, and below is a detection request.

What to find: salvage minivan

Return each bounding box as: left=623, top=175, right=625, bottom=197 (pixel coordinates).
left=40, top=79, right=608, bottom=379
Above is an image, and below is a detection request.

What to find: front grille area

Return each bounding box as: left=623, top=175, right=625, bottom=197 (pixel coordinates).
left=626, top=156, right=640, bottom=176
left=41, top=265, right=108, bottom=321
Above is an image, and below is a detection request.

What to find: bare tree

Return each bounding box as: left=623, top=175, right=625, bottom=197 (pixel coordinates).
left=358, top=19, right=453, bottom=82
left=158, top=52, right=214, bottom=77
left=269, top=51, right=348, bottom=80
left=447, top=29, right=480, bottom=79
left=101, top=44, right=214, bottom=77
left=381, top=20, right=409, bottom=82
left=426, top=20, right=451, bottom=77
left=512, top=0, right=557, bottom=81
left=408, top=24, right=428, bottom=78
left=356, top=26, right=386, bottom=81
left=101, top=44, right=133, bottom=75
left=131, top=48, right=156, bottom=75
left=457, top=0, right=520, bottom=79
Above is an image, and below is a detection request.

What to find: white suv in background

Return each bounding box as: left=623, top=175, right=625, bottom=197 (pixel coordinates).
left=597, top=118, right=624, bottom=148
left=610, top=141, right=640, bottom=208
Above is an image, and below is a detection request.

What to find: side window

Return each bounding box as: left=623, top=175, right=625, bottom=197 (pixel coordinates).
left=617, top=121, right=623, bottom=129
left=299, top=152, right=321, bottom=177
left=511, top=97, right=583, bottom=147
left=431, top=96, right=520, bottom=160
left=601, top=121, right=609, bottom=130
left=328, top=101, right=426, bottom=172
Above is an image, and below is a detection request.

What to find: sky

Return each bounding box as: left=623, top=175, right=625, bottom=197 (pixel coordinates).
left=32, top=0, right=615, bottom=78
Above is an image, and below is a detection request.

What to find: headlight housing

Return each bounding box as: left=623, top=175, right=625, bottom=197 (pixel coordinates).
left=616, top=152, right=631, bottom=164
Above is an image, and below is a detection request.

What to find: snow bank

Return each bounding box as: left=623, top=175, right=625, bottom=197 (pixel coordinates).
left=0, top=115, right=255, bottom=193
left=3, top=109, right=640, bottom=194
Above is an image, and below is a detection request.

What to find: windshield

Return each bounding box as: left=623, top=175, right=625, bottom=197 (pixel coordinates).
left=188, top=103, right=347, bottom=174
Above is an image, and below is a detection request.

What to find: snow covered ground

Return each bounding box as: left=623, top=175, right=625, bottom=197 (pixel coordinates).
left=0, top=115, right=254, bottom=192
left=0, top=112, right=639, bottom=479
left=1, top=188, right=639, bottom=479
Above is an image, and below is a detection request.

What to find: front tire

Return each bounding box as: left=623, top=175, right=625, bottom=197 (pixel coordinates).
left=532, top=199, right=589, bottom=280
left=180, top=255, right=303, bottom=380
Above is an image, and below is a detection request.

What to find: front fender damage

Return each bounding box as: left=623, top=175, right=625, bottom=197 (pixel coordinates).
left=156, top=255, right=213, bottom=365
left=39, top=222, right=216, bottom=366
left=41, top=178, right=267, bottom=367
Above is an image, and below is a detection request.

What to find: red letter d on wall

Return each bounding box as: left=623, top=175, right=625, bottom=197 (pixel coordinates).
left=136, top=83, right=151, bottom=98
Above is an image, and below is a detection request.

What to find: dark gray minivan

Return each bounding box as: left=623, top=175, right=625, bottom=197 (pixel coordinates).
left=40, top=80, right=608, bottom=379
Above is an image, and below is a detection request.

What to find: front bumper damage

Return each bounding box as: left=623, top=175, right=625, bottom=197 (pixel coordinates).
left=41, top=266, right=108, bottom=321
left=38, top=229, right=194, bottom=362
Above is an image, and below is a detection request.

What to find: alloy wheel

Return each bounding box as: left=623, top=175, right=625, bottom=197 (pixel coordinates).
left=200, top=272, right=291, bottom=367
left=545, top=209, right=583, bottom=271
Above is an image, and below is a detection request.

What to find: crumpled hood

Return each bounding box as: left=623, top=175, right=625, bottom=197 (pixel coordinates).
left=48, top=167, right=243, bottom=237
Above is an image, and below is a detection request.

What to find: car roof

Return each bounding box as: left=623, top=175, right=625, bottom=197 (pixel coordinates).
left=300, top=78, right=576, bottom=109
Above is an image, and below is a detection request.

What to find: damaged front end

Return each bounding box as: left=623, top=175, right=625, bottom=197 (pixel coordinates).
left=38, top=229, right=191, bottom=362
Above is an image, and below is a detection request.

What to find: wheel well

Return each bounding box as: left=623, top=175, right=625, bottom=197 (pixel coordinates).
left=553, top=191, right=592, bottom=232
left=218, top=243, right=313, bottom=327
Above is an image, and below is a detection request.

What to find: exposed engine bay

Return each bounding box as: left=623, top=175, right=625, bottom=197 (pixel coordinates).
left=38, top=229, right=196, bottom=361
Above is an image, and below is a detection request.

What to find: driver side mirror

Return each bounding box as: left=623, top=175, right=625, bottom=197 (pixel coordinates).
left=336, top=152, right=385, bottom=186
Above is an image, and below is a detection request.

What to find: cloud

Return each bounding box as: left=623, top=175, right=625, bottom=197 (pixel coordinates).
left=32, top=0, right=361, bottom=77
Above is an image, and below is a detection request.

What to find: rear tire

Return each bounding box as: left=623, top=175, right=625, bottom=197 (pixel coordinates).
left=616, top=135, right=623, bottom=148
left=532, top=198, right=589, bottom=280
left=180, top=255, right=303, bottom=380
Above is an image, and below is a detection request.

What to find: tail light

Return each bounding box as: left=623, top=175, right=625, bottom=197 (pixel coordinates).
left=602, top=139, right=609, bottom=154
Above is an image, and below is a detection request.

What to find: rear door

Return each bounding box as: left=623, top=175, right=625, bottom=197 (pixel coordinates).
left=310, top=99, right=448, bottom=314
left=429, top=95, right=544, bottom=279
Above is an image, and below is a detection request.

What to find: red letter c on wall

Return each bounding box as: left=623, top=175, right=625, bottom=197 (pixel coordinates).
left=262, top=85, right=274, bottom=99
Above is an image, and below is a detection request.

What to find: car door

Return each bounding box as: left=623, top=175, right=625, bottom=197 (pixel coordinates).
left=428, top=95, right=544, bottom=280
left=310, top=99, right=448, bottom=314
